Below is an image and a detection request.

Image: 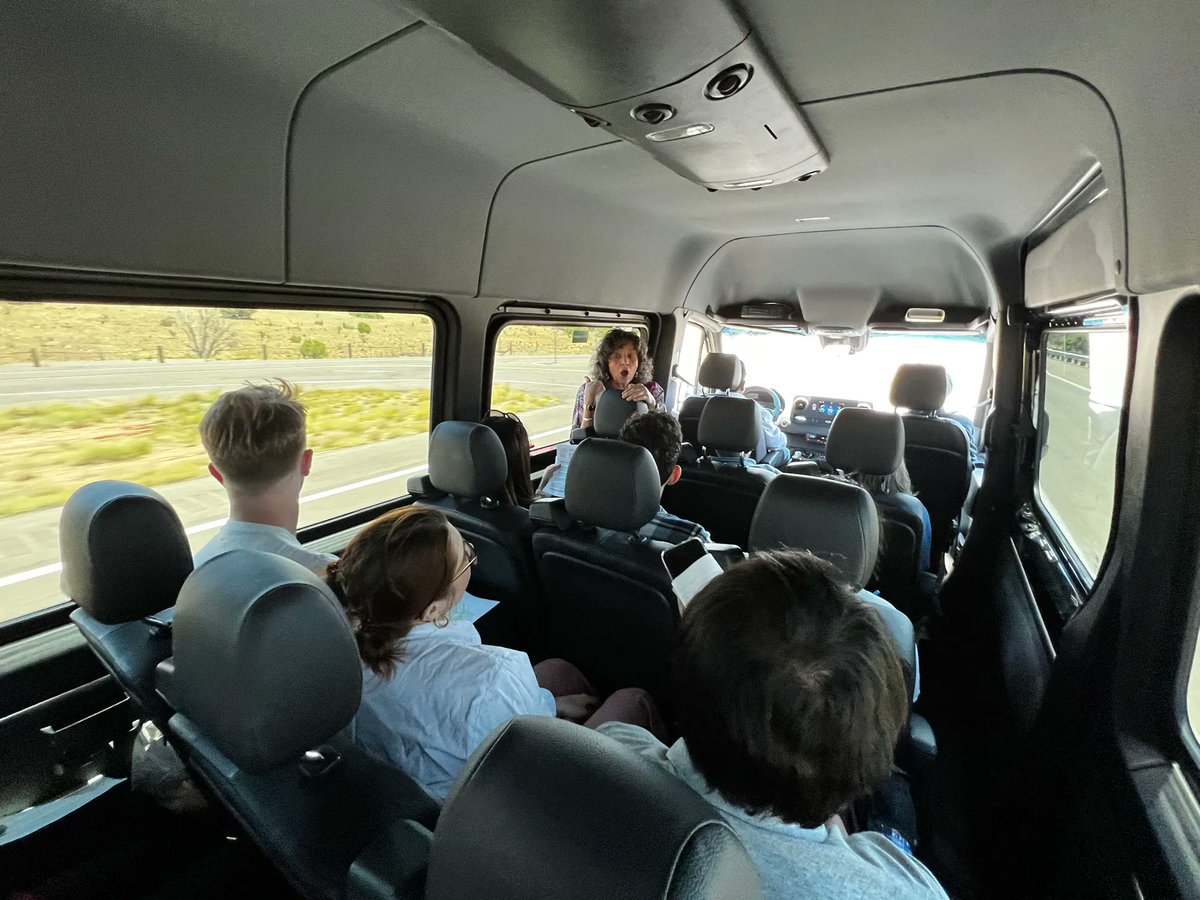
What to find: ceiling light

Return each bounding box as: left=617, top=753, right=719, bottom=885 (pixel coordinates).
left=905, top=308, right=946, bottom=323
left=722, top=178, right=774, bottom=189
left=645, top=123, right=714, bottom=142
left=795, top=216, right=830, bottom=222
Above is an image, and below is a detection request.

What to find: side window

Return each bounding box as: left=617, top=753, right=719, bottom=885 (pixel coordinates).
left=1035, top=326, right=1128, bottom=579
left=672, top=321, right=708, bottom=412
left=491, top=323, right=647, bottom=449
left=0, top=299, right=433, bottom=623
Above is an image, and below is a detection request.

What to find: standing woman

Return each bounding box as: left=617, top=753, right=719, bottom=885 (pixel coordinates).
left=571, top=328, right=666, bottom=431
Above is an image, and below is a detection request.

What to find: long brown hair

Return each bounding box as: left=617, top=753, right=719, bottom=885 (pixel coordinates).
left=482, top=411, right=534, bottom=507
left=326, top=506, right=457, bottom=679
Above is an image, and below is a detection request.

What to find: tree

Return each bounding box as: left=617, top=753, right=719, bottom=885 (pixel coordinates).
left=181, top=309, right=236, bottom=359
left=299, top=338, right=328, bottom=359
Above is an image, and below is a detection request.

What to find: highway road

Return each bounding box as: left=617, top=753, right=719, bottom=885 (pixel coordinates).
left=0, top=354, right=589, bottom=407
left=0, top=350, right=1114, bottom=620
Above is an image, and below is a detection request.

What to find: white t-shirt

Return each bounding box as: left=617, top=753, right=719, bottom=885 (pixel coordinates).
left=353, top=621, right=556, bottom=800
left=192, top=520, right=336, bottom=576
left=600, top=724, right=949, bottom=900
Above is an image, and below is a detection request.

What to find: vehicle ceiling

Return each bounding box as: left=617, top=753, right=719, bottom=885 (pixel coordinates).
left=1, top=0, right=1197, bottom=321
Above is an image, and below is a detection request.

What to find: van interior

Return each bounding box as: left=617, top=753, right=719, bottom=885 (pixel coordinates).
left=2, top=1, right=1199, bottom=898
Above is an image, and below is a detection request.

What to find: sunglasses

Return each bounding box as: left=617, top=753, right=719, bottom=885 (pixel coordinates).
left=453, top=539, right=478, bottom=581
left=486, top=410, right=521, bottom=423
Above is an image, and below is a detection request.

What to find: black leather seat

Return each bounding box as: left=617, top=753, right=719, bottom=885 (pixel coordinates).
left=165, top=549, right=440, bottom=900
left=662, top=395, right=776, bottom=547
left=826, top=407, right=930, bottom=617
left=569, top=387, right=647, bottom=442
left=60, top=481, right=194, bottom=727
left=426, top=716, right=761, bottom=900
left=678, top=351, right=744, bottom=447
left=891, top=363, right=972, bottom=566
left=409, top=421, right=539, bottom=649
left=530, top=439, right=679, bottom=700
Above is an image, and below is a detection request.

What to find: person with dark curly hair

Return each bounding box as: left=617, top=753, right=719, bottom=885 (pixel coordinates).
left=327, top=505, right=664, bottom=800
left=570, top=328, right=665, bottom=430
left=600, top=550, right=947, bottom=899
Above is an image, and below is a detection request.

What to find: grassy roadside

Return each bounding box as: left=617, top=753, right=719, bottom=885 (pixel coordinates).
left=0, top=382, right=553, bottom=517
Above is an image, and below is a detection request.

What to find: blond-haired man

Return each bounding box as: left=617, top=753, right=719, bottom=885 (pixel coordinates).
left=193, top=380, right=335, bottom=575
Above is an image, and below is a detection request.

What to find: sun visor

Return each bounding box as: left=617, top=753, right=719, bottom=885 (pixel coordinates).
left=409, top=0, right=827, bottom=191
left=1025, top=194, right=1119, bottom=309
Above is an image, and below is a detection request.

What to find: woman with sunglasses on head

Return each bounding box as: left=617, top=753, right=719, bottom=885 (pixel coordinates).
left=327, top=505, right=664, bottom=800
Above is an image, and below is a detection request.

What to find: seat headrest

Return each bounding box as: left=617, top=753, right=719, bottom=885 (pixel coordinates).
left=564, top=439, right=661, bottom=533
left=749, top=475, right=880, bottom=587
left=890, top=363, right=949, bottom=412
left=698, top=395, right=760, bottom=453
left=697, top=352, right=745, bottom=391
left=428, top=421, right=508, bottom=499
left=427, top=717, right=760, bottom=900
left=826, top=408, right=905, bottom=476
left=593, top=388, right=648, bottom=438
left=171, top=550, right=361, bottom=774
left=59, top=481, right=193, bottom=624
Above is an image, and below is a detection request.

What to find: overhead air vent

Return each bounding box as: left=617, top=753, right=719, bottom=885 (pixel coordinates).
left=405, top=0, right=827, bottom=191
left=741, top=301, right=794, bottom=319
left=905, top=307, right=946, bottom=323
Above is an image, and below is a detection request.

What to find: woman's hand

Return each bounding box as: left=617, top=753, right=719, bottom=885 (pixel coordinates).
left=555, top=693, right=601, bottom=723
left=621, top=382, right=654, bottom=405
left=583, top=379, right=605, bottom=409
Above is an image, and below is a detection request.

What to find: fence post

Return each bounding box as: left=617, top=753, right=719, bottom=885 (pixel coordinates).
left=420, top=341, right=426, bottom=357
left=30, top=347, right=41, bottom=367
left=347, top=343, right=353, bottom=358
left=99, top=350, right=105, bottom=361
left=157, top=345, right=165, bottom=364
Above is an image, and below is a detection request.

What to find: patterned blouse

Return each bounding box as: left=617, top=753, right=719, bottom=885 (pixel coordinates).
left=571, top=379, right=666, bottom=430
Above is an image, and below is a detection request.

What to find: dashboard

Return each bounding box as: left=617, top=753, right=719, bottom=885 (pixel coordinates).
left=781, top=395, right=873, bottom=454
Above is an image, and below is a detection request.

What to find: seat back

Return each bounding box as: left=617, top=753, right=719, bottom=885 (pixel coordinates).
left=662, top=395, right=774, bottom=547
left=168, top=549, right=439, bottom=899
left=531, top=439, right=678, bottom=699
left=748, top=475, right=917, bottom=696
left=827, top=407, right=927, bottom=607
left=891, top=364, right=971, bottom=563
left=411, top=421, right=539, bottom=646
left=678, top=352, right=744, bottom=446
left=59, top=481, right=193, bottom=725
left=427, top=716, right=761, bottom=900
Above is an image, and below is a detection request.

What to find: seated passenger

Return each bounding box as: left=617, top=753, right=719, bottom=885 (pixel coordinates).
left=734, top=375, right=791, bottom=468
left=330, top=506, right=664, bottom=800
left=601, top=551, right=949, bottom=900
left=194, top=380, right=335, bottom=576
left=572, top=328, right=666, bottom=431
left=618, top=412, right=713, bottom=543
left=481, top=410, right=535, bottom=507
left=847, top=459, right=933, bottom=572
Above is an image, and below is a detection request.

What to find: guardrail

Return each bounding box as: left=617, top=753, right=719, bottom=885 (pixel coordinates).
left=1047, top=348, right=1089, bottom=368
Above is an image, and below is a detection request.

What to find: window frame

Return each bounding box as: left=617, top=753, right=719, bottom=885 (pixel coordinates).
left=1031, top=319, right=1130, bottom=594
left=671, top=318, right=711, bottom=411
left=484, top=308, right=658, bottom=453
left=0, top=279, right=452, bottom=636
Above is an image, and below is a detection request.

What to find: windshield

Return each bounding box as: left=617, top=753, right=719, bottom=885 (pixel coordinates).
left=719, top=329, right=989, bottom=417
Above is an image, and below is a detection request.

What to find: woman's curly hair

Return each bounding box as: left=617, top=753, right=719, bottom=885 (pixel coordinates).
left=326, top=506, right=457, bottom=679
left=588, top=328, right=654, bottom=384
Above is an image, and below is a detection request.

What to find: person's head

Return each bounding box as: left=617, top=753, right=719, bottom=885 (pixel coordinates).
left=327, top=506, right=477, bottom=679
left=673, top=550, right=908, bottom=828
left=199, top=379, right=311, bottom=496
left=619, top=411, right=683, bottom=488
left=848, top=456, right=913, bottom=495
left=590, top=328, right=653, bottom=389
left=482, top=410, right=534, bottom=507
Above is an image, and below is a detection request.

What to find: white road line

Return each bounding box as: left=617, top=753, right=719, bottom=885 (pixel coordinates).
left=1047, top=372, right=1089, bottom=391
left=0, top=562, right=63, bottom=589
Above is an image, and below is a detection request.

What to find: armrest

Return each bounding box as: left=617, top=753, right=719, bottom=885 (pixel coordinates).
left=407, top=475, right=444, bottom=500
left=155, top=657, right=181, bottom=711
left=529, top=497, right=572, bottom=530
left=347, top=819, right=434, bottom=900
